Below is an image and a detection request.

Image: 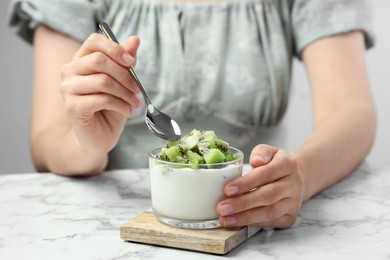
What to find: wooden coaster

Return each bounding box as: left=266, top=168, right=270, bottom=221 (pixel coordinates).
left=120, top=211, right=261, bottom=255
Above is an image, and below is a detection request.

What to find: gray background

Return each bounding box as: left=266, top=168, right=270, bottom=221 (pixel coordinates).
left=0, top=0, right=389, bottom=174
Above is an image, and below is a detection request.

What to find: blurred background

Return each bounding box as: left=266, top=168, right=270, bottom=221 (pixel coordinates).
left=1, top=0, right=389, bottom=174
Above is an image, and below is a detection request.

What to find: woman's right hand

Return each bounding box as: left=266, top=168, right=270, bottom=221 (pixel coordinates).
left=59, top=33, right=141, bottom=155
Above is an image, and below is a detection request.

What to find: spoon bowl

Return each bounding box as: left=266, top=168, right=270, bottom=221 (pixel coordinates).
left=99, top=23, right=181, bottom=141
left=145, top=104, right=181, bottom=140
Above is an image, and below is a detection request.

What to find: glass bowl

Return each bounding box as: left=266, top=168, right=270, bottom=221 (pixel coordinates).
left=148, top=146, right=243, bottom=229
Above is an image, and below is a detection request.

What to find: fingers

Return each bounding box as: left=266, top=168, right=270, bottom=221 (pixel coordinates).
left=122, top=36, right=140, bottom=62
left=224, top=149, right=295, bottom=197
left=73, top=34, right=141, bottom=94
left=60, top=33, right=143, bottom=119
left=219, top=198, right=299, bottom=228
left=249, top=144, right=278, bottom=167
left=60, top=74, right=141, bottom=109
left=64, top=93, right=134, bottom=118
left=74, top=33, right=135, bottom=68
left=218, top=177, right=291, bottom=217
left=62, top=52, right=140, bottom=95
left=217, top=146, right=304, bottom=229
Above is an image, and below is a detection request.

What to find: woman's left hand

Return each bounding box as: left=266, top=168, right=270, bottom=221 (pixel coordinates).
left=217, top=144, right=305, bottom=228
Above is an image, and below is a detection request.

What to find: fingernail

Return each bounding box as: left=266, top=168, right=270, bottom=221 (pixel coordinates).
left=254, top=154, right=270, bottom=163
left=122, top=53, right=134, bottom=65
left=220, top=204, right=233, bottom=216
left=226, top=186, right=239, bottom=196
left=224, top=217, right=237, bottom=226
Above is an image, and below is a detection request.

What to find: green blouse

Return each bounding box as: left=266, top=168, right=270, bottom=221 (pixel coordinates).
left=8, top=0, right=375, bottom=169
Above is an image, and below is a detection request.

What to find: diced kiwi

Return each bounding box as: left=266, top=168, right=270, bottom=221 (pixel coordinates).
left=181, top=129, right=202, bottom=141
left=187, top=150, right=206, bottom=169
left=224, top=150, right=234, bottom=162
left=156, top=129, right=239, bottom=168
left=177, top=143, right=188, bottom=155
left=200, top=130, right=217, bottom=142
left=203, top=148, right=226, bottom=164
left=166, top=140, right=179, bottom=148
left=158, top=147, right=169, bottom=161
left=209, top=138, right=229, bottom=153
left=173, top=156, right=189, bottom=164
left=165, top=146, right=183, bottom=161
left=182, top=135, right=199, bottom=150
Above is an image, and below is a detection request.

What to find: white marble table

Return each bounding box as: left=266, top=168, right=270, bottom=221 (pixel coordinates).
left=1, top=163, right=389, bottom=260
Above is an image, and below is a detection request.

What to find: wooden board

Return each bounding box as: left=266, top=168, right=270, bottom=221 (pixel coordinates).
left=120, top=211, right=261, bottom=255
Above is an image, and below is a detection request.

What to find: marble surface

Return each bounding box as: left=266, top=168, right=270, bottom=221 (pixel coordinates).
left=0, top=163, right=389, bottom=260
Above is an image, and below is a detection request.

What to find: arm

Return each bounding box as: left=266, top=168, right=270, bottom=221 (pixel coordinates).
left=31, top=26, right=140, bottom=175
left=31, top=26, right=100, bottom=174
left=217, top=31, right=376, bottom=228
left=294, top=30, right=376, bottom=201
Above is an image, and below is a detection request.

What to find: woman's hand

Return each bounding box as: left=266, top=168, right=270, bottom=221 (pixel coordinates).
left=60, top=33, right=141, bottom=155
left=217, top=144, right=305, bottom=228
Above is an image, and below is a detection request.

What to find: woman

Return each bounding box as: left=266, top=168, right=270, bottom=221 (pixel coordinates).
left=8, top=0, right=376, bottom=228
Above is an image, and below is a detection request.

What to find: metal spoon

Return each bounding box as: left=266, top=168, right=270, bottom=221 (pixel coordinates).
left=99, top=23, right=181, bottom=141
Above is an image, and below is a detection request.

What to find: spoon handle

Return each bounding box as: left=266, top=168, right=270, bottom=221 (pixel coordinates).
left=99, top=23, right=152, bottom=105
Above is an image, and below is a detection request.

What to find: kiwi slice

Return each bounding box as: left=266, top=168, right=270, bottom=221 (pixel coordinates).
left=200, top=130, right=217, bottom=142
left=166, top=140, right=179, bottom=148
left=224, top=149, right=235, bottom=161
left=203, top=148, right=226, bottom=164
left=156, top=129, right=239, bottom=168
left=182, top=130, right=202, bottom=149
left=209, top=138, right=229, bottom=153
left=158, top=147, right=170, bottom=161
left=187, top=150, right=206, bottom=169
left=165, top=146, right=182, bottom=161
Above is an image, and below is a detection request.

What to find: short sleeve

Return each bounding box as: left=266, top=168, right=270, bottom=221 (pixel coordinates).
left=7, top=0, right=107, bottom=44
left=291, top=0, right=375, bottom=59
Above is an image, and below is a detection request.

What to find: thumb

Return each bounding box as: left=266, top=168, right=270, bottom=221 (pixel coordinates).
left=249, top=144, right=278, bottom=168
left=122, top=36, right=140, bottom=65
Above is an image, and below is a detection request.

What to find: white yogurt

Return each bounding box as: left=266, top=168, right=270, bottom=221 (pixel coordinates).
left=150, top=162, right=242, bottom=221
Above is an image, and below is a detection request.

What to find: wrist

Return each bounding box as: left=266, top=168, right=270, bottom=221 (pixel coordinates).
left=290, top=149, right=312, bottom=202
left=64, top=129, right=109, bottom=175
left=37, top=127, right=108, bottom=176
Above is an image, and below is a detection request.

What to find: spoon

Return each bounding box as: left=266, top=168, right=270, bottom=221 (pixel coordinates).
left=99, top=23, right=181, bottom=141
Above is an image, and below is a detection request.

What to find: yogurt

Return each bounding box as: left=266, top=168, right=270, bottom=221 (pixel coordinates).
left=149, top=147, right=243, bottom=222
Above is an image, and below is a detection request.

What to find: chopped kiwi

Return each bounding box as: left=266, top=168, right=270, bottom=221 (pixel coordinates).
left=203, top=148, right=226, bottom=164
left=209, top=139, right=229, bottom=153
left=166, top=140, right=179, bottom=148
left=187, top=150, right=206, bottom=169
left=165, top=146, right=182, bottom=161
left=156, top=129, right=240, bottom=168
left=158, top=147, right=169, bottom=161
left=200, top=130, right=217, bottom=142
left=224, top=150, right=235, bottom=162
left=181, top=130, right=202, bottom=150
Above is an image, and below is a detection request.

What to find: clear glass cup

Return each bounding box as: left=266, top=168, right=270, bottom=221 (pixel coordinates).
left=148, top=146, right=244, bottom=229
